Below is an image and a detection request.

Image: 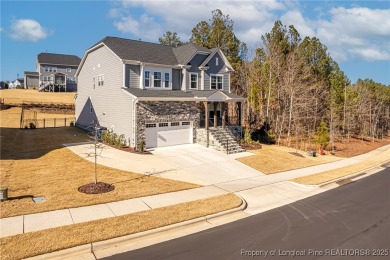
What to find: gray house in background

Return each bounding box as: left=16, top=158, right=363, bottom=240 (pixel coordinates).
left=37, top=53, right=81, bottom=92
left=75, top=36, right=245, bottom=153
left=24, top=71, right=39, bottom=89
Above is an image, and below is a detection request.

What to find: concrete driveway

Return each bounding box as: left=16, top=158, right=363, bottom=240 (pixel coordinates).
left=65, top=142, right=263, bottom=185
left=149, top=144, right=264, bottom=185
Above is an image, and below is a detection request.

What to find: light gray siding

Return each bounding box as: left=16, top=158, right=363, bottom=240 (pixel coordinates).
left=39, top=63, right=79, bottom=91
left=203, top=52, right=230, bottom=91
left=25, top=75, right=39, bottom=88
left=126, top=64, right=140, bottom=88
left=172, top=69, right=181, bottom=90
left=75, top=45, right=135, bottom=146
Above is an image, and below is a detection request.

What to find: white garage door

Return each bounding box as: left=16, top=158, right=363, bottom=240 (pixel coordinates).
left=145, top=121, right=193, bottom=148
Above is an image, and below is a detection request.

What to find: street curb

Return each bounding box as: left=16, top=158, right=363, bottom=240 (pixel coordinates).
left=292, top=159, right=390, bottom=188
left=92, top=195, right=247, bottom=252
left=24, top=195, right=247, bottom=260
left=24, top=244, right=92, bottom=260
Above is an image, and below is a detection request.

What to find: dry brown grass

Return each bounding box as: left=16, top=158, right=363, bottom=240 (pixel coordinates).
left=238, top=144, right=341, bottom=174
left=0, top=109, right=199, bottom=218
left=0, top=193, right=241, bottom=260
left=0, top=89, right=75, bottom=105
left=292, top=148, right=390, bottom=185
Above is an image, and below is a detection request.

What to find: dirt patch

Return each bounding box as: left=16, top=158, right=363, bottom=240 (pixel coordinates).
left=0, top=89, right=75, bottom=105
left=78, top=182, right=115, bottom=194
left=241, top=143, right=262, bottom=150
left=331, top=136, right=390, bottom=157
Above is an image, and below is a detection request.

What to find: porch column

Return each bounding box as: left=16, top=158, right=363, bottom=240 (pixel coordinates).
left=213, top=102, right=218, bottom=128
left=238, top=102, right=242, bottom=126
left=204, top=101, right=209, bottom=130
left=222, top=102, right=226, bottom=128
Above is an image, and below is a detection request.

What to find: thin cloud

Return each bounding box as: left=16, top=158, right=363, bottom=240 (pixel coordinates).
left=9, top=19, right=48, bottom=42
left=110, top=1, right=390, bottom=62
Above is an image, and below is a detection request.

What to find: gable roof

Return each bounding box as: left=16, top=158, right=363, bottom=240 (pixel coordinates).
left=199, top=49, right=234, bottom=71
left=98, top=37, right=179, bottom=66
left=37, top=53, right=81, bottom=66
left=173, top=43, right=212, bottom=65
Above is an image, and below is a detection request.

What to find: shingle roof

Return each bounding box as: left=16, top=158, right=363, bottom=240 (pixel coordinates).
left=173, top=43, right=212, bottom=65
left=94, top=36, right=213, bottom=66
left=24, top=71, right=39, bottom=76
left=100, top=37, right=179, bottom=66
left=124, top=88, right=244, bottom=101
left=37, top=53, right=81, bottom=66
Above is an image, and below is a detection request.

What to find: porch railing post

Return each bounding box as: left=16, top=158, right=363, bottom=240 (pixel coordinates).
left=213, top=102, right=217, bottom=128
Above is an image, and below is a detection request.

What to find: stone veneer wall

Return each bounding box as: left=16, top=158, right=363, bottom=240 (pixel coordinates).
left=136, top=101, right=200, bottom=145
left=196, top=129, right=225, bottom=151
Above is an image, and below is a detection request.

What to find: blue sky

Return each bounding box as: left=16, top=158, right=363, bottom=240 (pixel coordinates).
left=1, top=0, right=389, bottom=85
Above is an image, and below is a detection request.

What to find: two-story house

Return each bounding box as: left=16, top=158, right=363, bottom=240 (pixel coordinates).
left=37, top=52, right=81, bottom=92
left=75, top=36, right=245, bottom=152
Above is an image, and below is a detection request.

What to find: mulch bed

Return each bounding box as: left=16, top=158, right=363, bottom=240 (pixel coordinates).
left=241, top=143, right=263, bottom=150
left=100, top=141, right=151, bottom=155
left=78, top=182, right=115, bottom=194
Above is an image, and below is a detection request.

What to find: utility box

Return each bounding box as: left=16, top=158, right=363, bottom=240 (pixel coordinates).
left=0, top=187, right=8, bottom=201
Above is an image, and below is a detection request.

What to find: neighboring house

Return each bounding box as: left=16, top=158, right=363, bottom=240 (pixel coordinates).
left=24, top=71, right=39, bottom=89
left=13, top=78, right=24, bottom=88
left=37, top=52, right=81, bottom=92
left=0, top=81, right=9, bottom=89
left=75, top=36, right=245, bottom=153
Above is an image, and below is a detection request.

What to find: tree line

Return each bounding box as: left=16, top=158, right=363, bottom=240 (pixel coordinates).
left=159, top=10, right=390, bottom=148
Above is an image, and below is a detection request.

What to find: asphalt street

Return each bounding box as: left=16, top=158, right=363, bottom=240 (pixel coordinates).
left=105, top=167, right=390, bottom=260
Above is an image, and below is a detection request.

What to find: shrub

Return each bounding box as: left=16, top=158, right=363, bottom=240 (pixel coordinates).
left=315, top=121, right=330, bottom=149
left=138, top=141, right=145, bottom=152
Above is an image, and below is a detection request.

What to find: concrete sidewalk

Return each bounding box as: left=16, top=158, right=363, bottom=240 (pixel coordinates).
left=0, top=186, right=228, bottom=238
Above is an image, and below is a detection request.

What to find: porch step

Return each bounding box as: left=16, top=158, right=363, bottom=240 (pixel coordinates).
left=209, top=127, right=245, bottom=154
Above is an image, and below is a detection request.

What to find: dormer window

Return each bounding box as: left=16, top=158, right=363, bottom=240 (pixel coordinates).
left=190, top=73, right=198, bottom=89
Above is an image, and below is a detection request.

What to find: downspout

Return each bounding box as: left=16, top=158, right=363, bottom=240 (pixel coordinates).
left=133, top=98, right=139, bottom=148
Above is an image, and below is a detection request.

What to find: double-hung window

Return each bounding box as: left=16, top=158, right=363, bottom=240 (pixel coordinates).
left=97, top=75, right=104, bottom=86
left=211, top=74, right=223, bottom=90
left=66, top=68, right=71, bottom=72
left=144, top=71, right=150, bottom=87
left=164, top=73, right=170, bottom=88
left=190, top=73, right=198, bottom=89
left=154, top=72, right=161, bottom=88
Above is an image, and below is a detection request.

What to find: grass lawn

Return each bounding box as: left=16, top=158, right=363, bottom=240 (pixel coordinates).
left=0, top=194, right=241, bottom=260
left=291, top=147, right=390, bottom=185
left=0, top=107, right=199, bottom=218
left=238, top=144, right=342, bottom=174
left=0, top=89, right=76, bottom=105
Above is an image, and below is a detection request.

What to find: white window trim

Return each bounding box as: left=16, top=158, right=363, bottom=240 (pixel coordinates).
left=153, top=72, right=162, bottom=88
left=189, top=72, right=198, bottom=89
left=210, top=74, right=223, bottom=90
left=97, top=74, right=104, bottom=86
left=164, top=72, right=170, bottom=88
left=144, top=70, right=150, bottom=88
